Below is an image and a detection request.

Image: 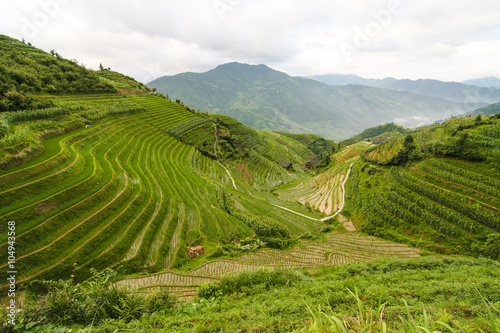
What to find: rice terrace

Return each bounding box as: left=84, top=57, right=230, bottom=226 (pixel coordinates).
left=1, top=32, right=500, bottom=332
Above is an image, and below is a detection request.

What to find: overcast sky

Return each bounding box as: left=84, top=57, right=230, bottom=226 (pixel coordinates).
left=2, top=0, right=500, bottom=84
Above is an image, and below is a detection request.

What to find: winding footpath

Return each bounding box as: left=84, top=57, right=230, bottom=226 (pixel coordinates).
left=213, top=123, right=238, bottom=190
left=211, top=123, right=355, bottom=222
left=272, top=160, right=357, bottom=223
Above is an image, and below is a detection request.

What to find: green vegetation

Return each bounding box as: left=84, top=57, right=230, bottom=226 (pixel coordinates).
left=148, top=62, right=477, bottom=140
left=2, top=268, right=174, bottom=331
left=96, top=70, right=151, bottom=94
left=0, top=35, right=116, bottom=111
left=275, top=132, right=336, bottom=158
left=343, top=115, right=500, bottom=260
left=2, top=35, right=500, bottom=333
left=0, top=38, right=325, bottom=295
left=177, top=113, right=325, bottom=190
left=5, top=257, right=498, bottom=332
left=463, top=102, right=500, bottom=117
left=350, top=122, right=409, bottom=141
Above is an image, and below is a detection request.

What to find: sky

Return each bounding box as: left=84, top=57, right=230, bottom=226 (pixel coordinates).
left=1, top=0, right=500, bottom=84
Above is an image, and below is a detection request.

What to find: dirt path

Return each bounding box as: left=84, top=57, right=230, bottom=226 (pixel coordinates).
left=213, top=123, right=237, bottom=190
left=272, top=159, right=357, bottom=222
left=338, top=213, right=357, bottom=231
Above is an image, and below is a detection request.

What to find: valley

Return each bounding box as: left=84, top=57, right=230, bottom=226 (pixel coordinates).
left=0, top=34, right=499, bottom=332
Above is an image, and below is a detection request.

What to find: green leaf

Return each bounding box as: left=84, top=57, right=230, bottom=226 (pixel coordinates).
left=25, top=322, right=37, bottom=329
left=435, top=321, right=458, bottom=333
left=416, top=326, right=432, bottom=333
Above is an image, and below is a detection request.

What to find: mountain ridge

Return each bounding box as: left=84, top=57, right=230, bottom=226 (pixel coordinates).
left=148, top=62, right=480, bottom=140
left=312, top=74, right=500, bottom=105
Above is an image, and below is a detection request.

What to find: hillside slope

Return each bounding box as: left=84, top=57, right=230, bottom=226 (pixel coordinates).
left=0, top=38, right=334, bottom=287
left=148, top=63, right=477, bottom=140
left=0, top=35, right=116, bottom=111
left=345, top=114, right=500, bottom=259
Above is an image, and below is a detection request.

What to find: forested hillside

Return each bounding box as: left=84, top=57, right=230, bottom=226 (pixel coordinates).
left=0, top=35, right=116, bottom=111
left=148, top=62, right=478, bottom=140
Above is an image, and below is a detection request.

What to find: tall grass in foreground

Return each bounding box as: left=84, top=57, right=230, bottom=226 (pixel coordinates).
left=303, top=287, right=499, bottom=333
left=0, top=269, right=175, bottom=333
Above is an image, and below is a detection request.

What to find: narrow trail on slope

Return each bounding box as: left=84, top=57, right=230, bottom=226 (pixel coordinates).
left=272, top=159, right=357, bottom=223
left=213, top=123, right=237, bottom=190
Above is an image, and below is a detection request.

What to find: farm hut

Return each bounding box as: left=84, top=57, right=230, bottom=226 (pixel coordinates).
left=278, top=161, right=293, bottom=170
left=372, top=137, right=391, bottom=144
left=305, top=159, right=320, bottom=170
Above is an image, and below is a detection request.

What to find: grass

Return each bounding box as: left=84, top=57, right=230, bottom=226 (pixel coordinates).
left=8, top=257, right=498, bottom=332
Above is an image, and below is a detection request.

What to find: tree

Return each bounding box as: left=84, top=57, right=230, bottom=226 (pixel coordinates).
left=403, top=134, right=415, bottom=151
left=475, top=114, right=482, bottom=125
left=99, top=63, right=104, bottom=71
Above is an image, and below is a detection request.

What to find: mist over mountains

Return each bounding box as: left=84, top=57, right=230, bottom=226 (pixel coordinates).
left=312, top=74, right=500, bottom=104
left=148, top=63, right=491, bottom=140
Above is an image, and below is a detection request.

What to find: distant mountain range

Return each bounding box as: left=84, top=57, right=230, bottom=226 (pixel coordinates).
left=311, top=75, right=500, bottom=104
left=148, top=63, right=491, bottom=140
left=462, top=77, right=500, bottom=89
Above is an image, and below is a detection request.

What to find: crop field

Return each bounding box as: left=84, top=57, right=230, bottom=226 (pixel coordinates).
left=0, top=95, right=262, bottom=286
left=173, top=113, right=313, bottom=190
left=362, top=156, right=500, bottom=255
left=0, top=94, right=330, bottom=289
left=211, top=116, right=313, bottom=189
left=276, top=157, right=356, bottom=216
left=190, top=148, right=324, bottom=234
left=332, top=143, right=367, bottom=163
left=4, top=37, right=500, bottom=332
left=364, top=137, right=404, bottom=163
left=4, top=83, right=497, bottom=315
left=114, top=230, right=423, bottom=295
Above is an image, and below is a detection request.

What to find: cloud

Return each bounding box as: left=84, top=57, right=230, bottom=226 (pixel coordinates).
left=1, top=0, right=499, bottom=82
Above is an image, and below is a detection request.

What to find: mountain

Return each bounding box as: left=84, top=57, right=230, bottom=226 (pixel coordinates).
left=463, top=76, right=500, bottom=89
left=463, top=101, right=500, bottom=117
left=313, top=74, right=500, bottom=105
left=308, top=73, right=371, bottom=86
left=148, top=63, right=478, bottom=140
left=349, top=122, right=409, bottom=141
left=0, top=37, right=328, bottom=287
left=1, top=35, right=500, bottom=333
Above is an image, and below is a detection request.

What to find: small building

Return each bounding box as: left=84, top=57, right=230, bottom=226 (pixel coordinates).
left=305, top=159, right=320, bottom=170
left=372, top=137, right=391, bottom=144
left=278, top=161, right=293, bottom=170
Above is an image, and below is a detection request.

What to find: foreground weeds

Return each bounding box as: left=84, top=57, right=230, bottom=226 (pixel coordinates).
left=1, top=257, right=499, bottom=332
left=303, top=287, right=500, bottom=332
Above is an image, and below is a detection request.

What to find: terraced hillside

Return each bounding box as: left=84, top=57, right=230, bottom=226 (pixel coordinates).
left=5, top=35, right=499, bottom=316
left=275, top=144, right=368, bottom=216
left=0, top=92, right=333, bottom=288
left=115, top=230, right=424, bottom=300
left=0, top=88, right=428, bottom=302
left=169, top=112, right=319, bottom=190
left=347, top=114, right=500, bottom=259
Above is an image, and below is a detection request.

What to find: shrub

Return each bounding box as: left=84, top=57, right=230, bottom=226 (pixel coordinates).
left=197, top=281, right=222, bottom=299
left=147, top=290, right=175, bottom=313
left=22, top=268, right=164, bottom=327
left=197, top=269, right=307, bottom=299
